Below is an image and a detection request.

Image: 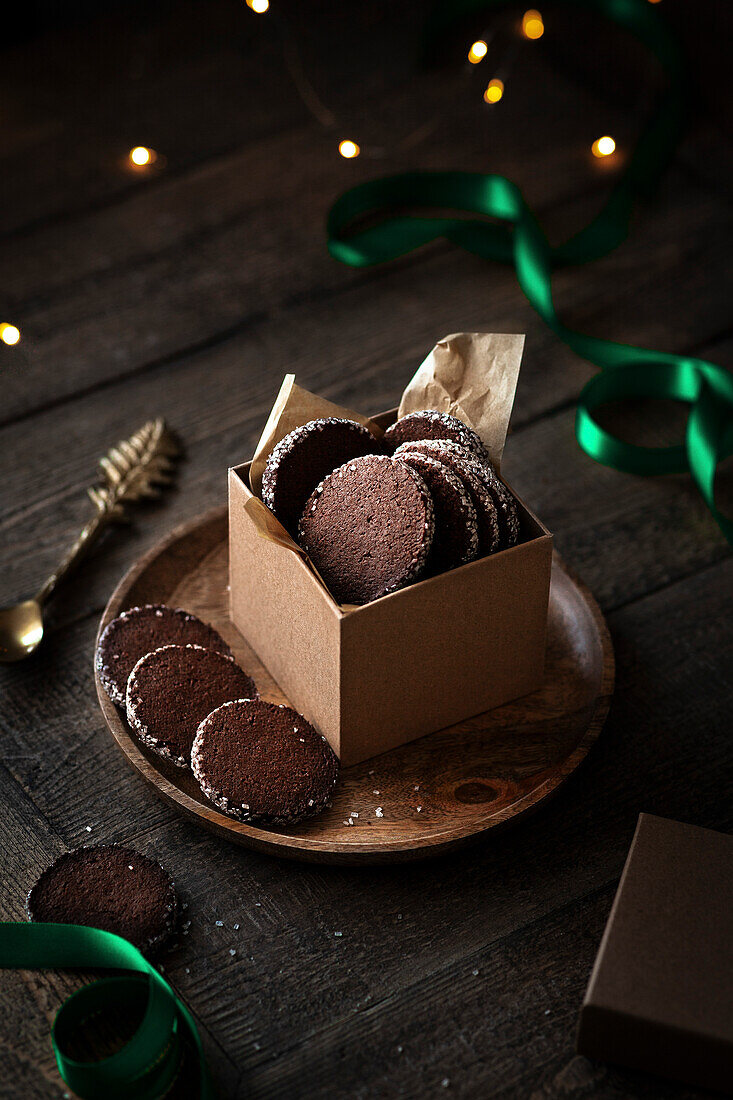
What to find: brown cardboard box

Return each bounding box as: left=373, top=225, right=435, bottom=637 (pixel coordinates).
left=229, top=407, right=552, bottom=766
left=577, top=814, right=733, bottom=1094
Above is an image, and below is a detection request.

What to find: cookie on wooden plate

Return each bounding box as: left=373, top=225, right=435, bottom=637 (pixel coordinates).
left=126, top=644, right=257, bottom=767
left=384, top=410, right=487, bottom=458
left=262, top=417, right=377, bottom=534
left=395, top=450, right=479, bottom=572
left=96, top=604, right=231, bottom=706
left=298, top=454, right=435, bottom=604
left=192, top=699, right=339, bottom=824
left=26, top=845, right=177, bottom=954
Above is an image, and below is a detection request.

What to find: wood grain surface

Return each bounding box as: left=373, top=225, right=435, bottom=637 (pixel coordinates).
left=1, top=0, right=731, bottom=1097
left=95, top=507, right=613, bottom=863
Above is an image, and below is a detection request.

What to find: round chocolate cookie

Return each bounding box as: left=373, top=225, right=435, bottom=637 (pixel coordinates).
left=262, top=417, right=378, bottom=535
left=298, top=454, right=435, bottom=604
left=126, top=644, right=257, bottom=767
left=96, top=604, right=232, bottom=706
left=192, top=699, right=339, bottom=824
left=26, top=845, right=177, bottom=954
left=397, top=439, right=518, bottom=549
left=384, top=410, right=487, bottom=459
left=394, top=440, right=500, bottom=556
left=395, top=450, right=478, bottom=572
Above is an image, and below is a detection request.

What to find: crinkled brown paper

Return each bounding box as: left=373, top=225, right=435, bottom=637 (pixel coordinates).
left=398, top=332, right=525, bottom=471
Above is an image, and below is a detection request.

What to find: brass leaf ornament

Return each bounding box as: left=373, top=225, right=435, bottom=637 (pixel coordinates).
left=89, top=418, right=179, bottom=520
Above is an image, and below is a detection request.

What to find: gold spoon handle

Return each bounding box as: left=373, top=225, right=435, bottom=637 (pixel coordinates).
left=34, top=508, right=111, bottom=607
left=32, top=418, right=177, bottom=610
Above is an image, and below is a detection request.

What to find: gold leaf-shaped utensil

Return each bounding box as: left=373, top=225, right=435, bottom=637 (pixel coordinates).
left=0, top=418, right=180, bottom=662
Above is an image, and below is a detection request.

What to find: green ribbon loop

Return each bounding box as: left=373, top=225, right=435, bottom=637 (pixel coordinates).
left=0, top=922, right=214, bottom=1099
left=326, top=0, right=733, bottom=543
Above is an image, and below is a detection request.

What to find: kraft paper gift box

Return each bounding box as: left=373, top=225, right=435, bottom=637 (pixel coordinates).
left=229, top=334, right=553, bottom=766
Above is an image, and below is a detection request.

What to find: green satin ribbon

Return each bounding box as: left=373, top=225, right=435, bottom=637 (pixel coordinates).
left=327, top=0, right=733, bottom=543
left=0, top=922, right=214, bottom=1099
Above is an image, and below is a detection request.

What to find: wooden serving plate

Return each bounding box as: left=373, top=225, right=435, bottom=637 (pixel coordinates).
left=96, top=506, right=614, bottom=864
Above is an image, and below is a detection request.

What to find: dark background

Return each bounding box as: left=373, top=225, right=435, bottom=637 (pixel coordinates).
left=1, top=2, right=732, bottom=1098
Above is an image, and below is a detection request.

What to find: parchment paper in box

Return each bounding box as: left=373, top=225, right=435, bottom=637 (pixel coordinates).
left=249, top=374, right=383, bottom=496
left=399, top=332, right=525, bottom=470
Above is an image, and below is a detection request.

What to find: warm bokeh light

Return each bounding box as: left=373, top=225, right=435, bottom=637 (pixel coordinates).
left=338, top=140, right=360, bottom=159
left=468, top=40, right=488, bottom=64
left=129, top=146, right=156, bottom=167
left=592, top=135, right=616, bottom=158
left=0, top=323, right=20, bottom=346
left=483, top=78, right=504, bottom=104
left=247, top=0, right=269, bottom=11
left=647, top=0, right=662, bottom=4
left=522, top=9, right=544, bottom=38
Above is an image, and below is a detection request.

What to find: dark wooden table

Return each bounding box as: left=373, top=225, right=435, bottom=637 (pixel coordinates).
left=1, top=2, right=731, bottom=1097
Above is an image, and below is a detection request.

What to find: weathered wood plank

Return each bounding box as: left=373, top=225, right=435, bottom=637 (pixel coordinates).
left=1, top=185, right=730, bottom=625
left=0, top=762, right=241, bottom=1099
left=2, top=4, right=731, bottom=1097
left=0, top=0, right=432, bottom=238
left=0, top=45, right=639, bottom=424
left=1, top=557, right=729, bottom=1097
left=241, top=885, right=708, bottom=1099
left=0, top=768, right=85, bottom=1099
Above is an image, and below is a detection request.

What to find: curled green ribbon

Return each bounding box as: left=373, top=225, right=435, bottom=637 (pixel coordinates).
left=327, top=0, right=733, bottom=543
left=0, top=922, right=213, bottom=1099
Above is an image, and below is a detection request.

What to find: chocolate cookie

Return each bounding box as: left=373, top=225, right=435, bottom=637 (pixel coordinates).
left=126, top=644, right=257, bottom=767
left=192, top=699, right=339, bottom=824
left=394, top=440, right=500, bottom=556
left=262, top=417, right=377, bottom=534
left=298, top=454, right=435, bottom=604
left=395, top=450, right=478, bottom=572
left=384, top=410, right=487, bottom=459
left=96, top=604, right=231, bottom=706
left=397, top=439, right=518, bottom=549
left=26, top=845, right=177, bottom=954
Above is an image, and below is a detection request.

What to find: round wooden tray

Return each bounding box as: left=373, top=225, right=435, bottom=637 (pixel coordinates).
left=96, top=506, right=614, bottom=864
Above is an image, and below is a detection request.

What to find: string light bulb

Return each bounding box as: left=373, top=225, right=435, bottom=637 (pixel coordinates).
left=0, top=323, right=20, bottom=346
left=338, top=139, right=360, bottom=159
left=591, top=135, right=616, bottom=158
left=522, top=10, right=544, bottom=39
left=468, top=40, right=488, bottom=64
left=128, top=146, right=156, bottom=167
left=483, top=78, right=504, bottom=104
left=247, top=0, right=269, bottom=11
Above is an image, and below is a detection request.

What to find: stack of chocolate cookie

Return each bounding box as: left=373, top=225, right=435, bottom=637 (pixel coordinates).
left=261, top=411, right=520, bottom=606
left=97, top=604, right=338, bottom=823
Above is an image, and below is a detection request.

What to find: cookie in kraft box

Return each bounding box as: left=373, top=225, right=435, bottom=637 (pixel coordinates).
left=229, top=334, right=552, bottom=765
